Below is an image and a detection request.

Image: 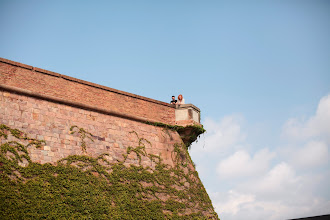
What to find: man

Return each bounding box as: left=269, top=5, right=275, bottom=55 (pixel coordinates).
left=170, top=96, right=177, bottom=104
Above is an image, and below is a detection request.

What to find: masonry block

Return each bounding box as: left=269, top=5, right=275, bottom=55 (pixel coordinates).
left=0, top=58, right=217, bottom=219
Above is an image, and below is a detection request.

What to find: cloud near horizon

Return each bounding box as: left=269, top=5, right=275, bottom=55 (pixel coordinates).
left=198, top=115, right=246, bottom=152
left=282, top=94, right=330, bottom=143
left=216, top=148, right=275, bottom=179
left=190, top=94, right=330, bottom=220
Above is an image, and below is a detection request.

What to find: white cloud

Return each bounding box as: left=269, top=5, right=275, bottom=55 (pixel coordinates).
left=280, top=94, right=330, bottom=170
left=216, top=193, right=330, bottom=220
left=243, top=162, right=300, bottom=199
left=258, top=162, right=297, bottom=192
left=213, top=190, right=255, bottom=215
left=211, top=165, right=330, bottom=220
left=189, top=114, right=247, bottom=184
left=217, top=148, right=275, bottom=179
left=194, top=115, right=246, bottom=152
left=282, top=94, right=330, bottom=143
left=292, top=140, right=329, bottom=169
left=189, top=94, right=330, bottom=220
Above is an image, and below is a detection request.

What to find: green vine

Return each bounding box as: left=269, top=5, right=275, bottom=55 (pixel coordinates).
left=0, top=124, right=46, bottom=148
left=0, top=124, right=218, bottom=219
left=145, top=121, right=206, bottom=148
left=70, top=125, right=94, bottom=153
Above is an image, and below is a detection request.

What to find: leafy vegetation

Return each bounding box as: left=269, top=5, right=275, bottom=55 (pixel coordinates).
left=145, top=121, right=206, bottom=148
left=0, top=124, right=218, bottom=219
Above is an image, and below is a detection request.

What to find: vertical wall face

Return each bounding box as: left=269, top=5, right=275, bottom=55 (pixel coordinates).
left=0, top=58, right=175, bottom=125
left=0, top=91, right=181, bottom=167
left=0, top=58, right=218, bottom=219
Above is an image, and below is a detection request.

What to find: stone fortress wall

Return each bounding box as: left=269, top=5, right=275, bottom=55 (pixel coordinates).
left=0, top=58, right=198, bottom=167
left=0, top=58, right=219, bottom=219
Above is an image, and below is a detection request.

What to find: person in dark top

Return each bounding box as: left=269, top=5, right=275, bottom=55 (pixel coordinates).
left=170, top=96, right=177, bottom=104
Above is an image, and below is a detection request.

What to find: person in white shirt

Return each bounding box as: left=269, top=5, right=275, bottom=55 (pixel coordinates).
left=177, top=94, right=185, bottom=105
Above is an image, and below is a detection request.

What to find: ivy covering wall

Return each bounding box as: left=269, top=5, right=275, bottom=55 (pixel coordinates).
left=0, top=124, right=219, bottom=219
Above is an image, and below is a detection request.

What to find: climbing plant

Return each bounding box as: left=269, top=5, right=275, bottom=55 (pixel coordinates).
left=0, top=124, right=218, bottom=220
left=145, top=121, right=206, bottom=148
left=70, top=125, right=94, bottom=153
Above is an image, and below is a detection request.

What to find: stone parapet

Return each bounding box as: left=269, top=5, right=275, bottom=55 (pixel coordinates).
left=175, top=104, right=201, bottom=126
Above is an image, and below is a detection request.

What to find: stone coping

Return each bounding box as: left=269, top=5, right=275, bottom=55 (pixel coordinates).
left=175, top=104, right=200, bottom=112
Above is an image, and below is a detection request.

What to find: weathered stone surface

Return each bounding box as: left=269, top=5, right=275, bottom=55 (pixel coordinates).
left=0, top=58, right=217, bottom=219
left=175, top=104, right=200, bottom=124
left=0, top=89, right=179, bottom=167
left=0, top=58, right=176, bottom=125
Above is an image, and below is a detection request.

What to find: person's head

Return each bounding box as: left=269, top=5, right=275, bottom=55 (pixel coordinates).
left=178, top=94, right=183, bottom=101
left=172, top=96, right=175, bottom=100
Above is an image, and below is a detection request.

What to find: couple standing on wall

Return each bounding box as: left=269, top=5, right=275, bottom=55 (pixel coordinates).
left=170, top=94, right=185, bottom=105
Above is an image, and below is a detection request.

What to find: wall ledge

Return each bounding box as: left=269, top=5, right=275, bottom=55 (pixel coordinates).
left=0, top=57, right=174, bottom=108
left=0, top=84, right=161, bottom=125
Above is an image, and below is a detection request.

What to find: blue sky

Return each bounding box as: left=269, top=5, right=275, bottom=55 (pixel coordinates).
left=1, top=1, right=329, bottom=219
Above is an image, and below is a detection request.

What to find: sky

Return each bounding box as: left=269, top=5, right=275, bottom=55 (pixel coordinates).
left=1, top=1, right=329, bottom=219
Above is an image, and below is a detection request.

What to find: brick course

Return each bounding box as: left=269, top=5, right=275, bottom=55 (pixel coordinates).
left=0, top=58, right=175, bottom=125
left=0, top=58, right=219, bottom=219
left=0, top=58, right=185, bottom=166
left=0, top=91, right=181, bottom=166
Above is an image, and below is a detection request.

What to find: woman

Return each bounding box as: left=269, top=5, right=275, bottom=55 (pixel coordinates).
left=177, top=94, right=185, bottom=105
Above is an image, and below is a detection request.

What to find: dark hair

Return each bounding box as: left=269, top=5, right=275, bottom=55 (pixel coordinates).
left=172, top=96, right=175, bottom=97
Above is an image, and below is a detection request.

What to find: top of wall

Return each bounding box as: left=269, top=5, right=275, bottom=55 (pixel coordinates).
left=0, top=57, right=172, bottom=107
left=0, top=57, right=176, bottom=124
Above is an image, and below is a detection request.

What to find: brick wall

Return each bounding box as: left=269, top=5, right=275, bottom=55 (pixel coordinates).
left=0, top=58, right=175, bottom=125
left=0, top=90, right=181, bottom=166
left=0, top=58, right=218, bottom=218
left=0, top=89, right=217, bottom=219
left=0, top=58, right=184, bottom=166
